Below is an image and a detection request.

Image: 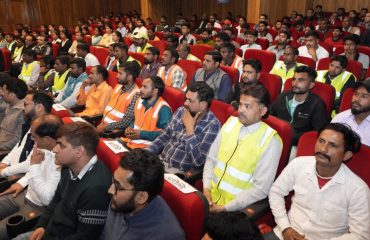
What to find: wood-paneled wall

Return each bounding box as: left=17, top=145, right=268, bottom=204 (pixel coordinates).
left=312, top=0, right=370, bottom=13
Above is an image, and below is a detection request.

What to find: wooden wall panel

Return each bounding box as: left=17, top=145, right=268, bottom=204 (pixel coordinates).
left=312, top=0, right=370, bottom=13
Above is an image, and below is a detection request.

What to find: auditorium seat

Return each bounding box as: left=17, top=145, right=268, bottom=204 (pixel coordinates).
left=279, top=55, right=316, bottom=69
left=255, top=38, right=269, bottom=50
left=148, top=40, right=168, bottom=55
left=52, top=43, right=59, bottom=59
left=96, top=138, right=122, bottom=172
left=316, top=57, right=363, bottom=80
left=107, top=70, right=118, bottom=88
left=259, top=72, right=282, bottom=103
left=128, top=51, right=145, bottom=66
left=189, top=44, right=213, bottom=61
left=0, top=48, right=11, bottom=72
left=220, top=65, right=239, bottom=86
left=244, top=49, right=276, bottom=73
left=339, top=88, right=355, bottom=113
left=177, top=59, right=202, bottom=86
left=318, top=42, right=333, bottom=56
left=209, top=100, right=233, bottom=124
left=162, top=86, right=185, bottom=112
left=91, top=46, right=109, bottom=65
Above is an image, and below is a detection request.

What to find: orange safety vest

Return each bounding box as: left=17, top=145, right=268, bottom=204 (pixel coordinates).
left=103, top=84, right=139, bottom=124
left=157, top=64, right=187, bottom=91
left=124, top=97, right=170, bottom=149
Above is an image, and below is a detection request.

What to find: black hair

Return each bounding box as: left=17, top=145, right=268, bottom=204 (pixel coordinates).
left=246, top=29, right=258, bottom=37
left=186, top=81, right=214, bottom=108
left=165, top=46, right=179, bottom=64
left=76, top=41, right=90, bottom=53
left=114, top=42, right=129, bottom=52
left=41, top=55, right=55, bottom=69
left=149, top=76, right=165, bottom=96
left=34, top=114, right=63, bottom=139
left=294, top=65, right=317, bottom=82
left=95, top=65, right=109, bottom=80
left=343, top=34, right=360, bottom=45
left=0, top=73, right=10, bottom=87
left=220, top=42, right=235, bottom=53
left=121, top=61, right=141, bottom=80
left=113, top=30, right=123, bottom=42
left=331, top=55, right=348, bottom=69
left=205, top=50, right=222, bottom=63
left=305, top=30, right=320, bottom=39
left=55, top=55, right=71, bottom=65
left=32, top=90, right=53, bottom=113
left=147, top=47, right=160, bottom=57
left=22, top=49, right=37, bottom=60
left=259, top=21, right=268, bottom=27
left=243, top=59, right=262, bottom=73
left=5, top=78, right=27, bottom=100
left=215, top=31, right=231, bottom=42
left=285, top=46, right=299, bottom=56
left=69, top=57, right=86, bottom=72
left=120, top=149, right=164, bottom=202
left=240, top=83, right=270, bottom=118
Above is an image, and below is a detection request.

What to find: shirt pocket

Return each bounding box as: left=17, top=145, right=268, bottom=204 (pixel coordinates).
left=320, top=203, right=348, bottom=228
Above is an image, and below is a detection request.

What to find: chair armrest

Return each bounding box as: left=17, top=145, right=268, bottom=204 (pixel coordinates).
left=81, top=114, right=103, bottom=126
left=245, top=198, right=270, bottom=222
left=69, top=105, right=86, bottom=113
left=175, top=167, right=203, bottom=186
left=0, top=175, right=24, bottom=193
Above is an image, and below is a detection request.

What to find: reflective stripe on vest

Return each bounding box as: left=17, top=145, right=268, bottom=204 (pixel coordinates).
left=19, top=61, right=39, bottom=82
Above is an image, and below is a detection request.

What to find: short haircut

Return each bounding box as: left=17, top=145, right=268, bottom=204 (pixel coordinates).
left=260, top=14, right=268, bottom=19
left=243, top=59, right=262, bottom=73
left=246, top=29, right=258, bottom=37
left=279, top=31, right=291, bottom=39
left=32, top=90, right=53, bottom=113
left=0, top=73, right=10, bottom=87
left=95, top=65, right=108, bottom=80
left=165, top=46, right=179, bottom=64
left=181, top=23, right=190, bottom=29
left=22, top=49, right=37, bottom=59
left=76, top=41, right=90, bottom=53
left=187, top=82, right=214, bottom=108
left=34, top=114, right=63, bottom=139
left=55, top=55, right=71, bottom=65
left=114, top=42, right=128, bottom=52
left=56, top=122, right=99, bottom=157
left=354, top=78, right=370, bottom=93
left=148, top=76, right=165, bottom=96
left=305, top=30, right=320, bottom=39
left=147, top=46, right=160, bottom=56
left=205, top=212, right=263, bottom=240
left=121, top=61, right=141, bottom=80
left=119, top=149, right=164, bottom=202
left=5, top=78, right=28, bottom=100
left=41, top=55, right=55, bottom=69
left=215, top=31, right=231, bottom=42
left=69, top=57, right=86, bottom=72
left=331, top=55, right=348, bottom=68
left=240, top=83, right=270, bottom=118
left=220, top=42, right=235, bottom=53
left=205, top=50, right=222, bottom=63
left=333, top=26, right=343, bottom=32
left=294, top=65, right=317, bottom=82
left=318, top=123, right=361, bottom=154
left=240, top=23, right=250, bottom=30
left=259, top=21, right=268, bottom=27
left=343, top=34, right=360, bottom=45
left=285, top=46, right=299, bottom=56
left=178, top=43, right=190, bottom=53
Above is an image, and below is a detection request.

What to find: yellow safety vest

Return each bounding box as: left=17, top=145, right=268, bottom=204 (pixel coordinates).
left=316, top=70, right=355, bottom=99
left=270, top=61, right=303, bottom=84
left=116, top=56, right=141, bottom=69
left=52, top=69, right=70, bottom=93
left=186, top=54, right=201, bottom=62
left=19, top=61, right=39, bottom=83
left=211, top=117, right=280, bottom=206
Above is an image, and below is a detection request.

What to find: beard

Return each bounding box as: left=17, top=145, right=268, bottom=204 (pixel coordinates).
left=292, top=87, right=308, bottom=95
left=110, top=192, right=137, bottom=213
left=144, top=59, right=152, bottom=65
left=351, top=103, right=370, bottom=115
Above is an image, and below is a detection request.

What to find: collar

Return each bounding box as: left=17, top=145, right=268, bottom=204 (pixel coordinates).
left=122, top=196, right=161, bottom=220
left=306, top=161, right=346, bottom=185
left=69, top=155, right=98, bottom=180
left=10, top=99, right=25, bottom=110
left=121, top=83, right=136, bottom=93
left=96, top=81, right=108, bottom=90
left=142, top=97, right=159, bottom=108
left=241, top=121, right=261, bottom=133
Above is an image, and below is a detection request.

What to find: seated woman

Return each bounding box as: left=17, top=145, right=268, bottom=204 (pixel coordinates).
left=97, top=24, right=113, bottom=48
left=91, top=27, right=102, bottom=46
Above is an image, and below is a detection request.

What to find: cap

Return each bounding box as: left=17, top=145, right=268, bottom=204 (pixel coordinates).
left=132, top=31, right=148, bottom=40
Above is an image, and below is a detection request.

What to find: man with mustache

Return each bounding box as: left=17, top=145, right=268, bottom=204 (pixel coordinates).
left=203, top=83, right=282, bottom=212
left=332, top=79, right=370, bottom=146
left=267, top=123, right=370, bottom=240
left=270, top=65, right=328, bottom=146
left=146, top=82, right=220, bottom=174
left=298, top=30, right=329, bottom=61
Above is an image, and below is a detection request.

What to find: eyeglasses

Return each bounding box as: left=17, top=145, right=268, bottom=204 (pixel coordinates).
left=111, top=179, right=136, bottom=195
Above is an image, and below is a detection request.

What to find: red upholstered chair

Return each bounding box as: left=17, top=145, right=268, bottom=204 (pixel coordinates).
left=277, top=55, right=316, bottom=69
left=160, top=175, right=209, bottom=240
left=92, top=46, right=109, bottom=65
left=339, top=88, right=355, bottom=113
left=51, top=105, right=71, bottom=119
left=148, top=40, right=168, bottom=55
left=96, top=138, right=122, bottom=173
left=316, top=57, right=331, bottom=71
left=255, top=38, right=269, bottom=50
left=236, top=48, right=243, bottom=57
left=189, top=44, right=213, bottom=61
left=220, top=65, right=239, bottom=86
left=209, top=100, right=233, bottom=124
left=283, top=78, right=336, bottom=116
left=318, top=41, right=333, bottom=56
left=155, top=31, right=165, bottom=40
left=358, top=46, right=370, bottom=59
left=259, top=72, right=282, bottom=103
left=317, top=57, right=363, bottom=80
left=177, top=59, right=202, bottom=86
left=366, top=68, right=370, bottom=79
left=128, top=52, right=145, bottom=66
left=267, top=28, right=278, bottom=40
left=84, top=35, right=92, bottom=45
left=0, top=48, right=11, bottom=72
left=162, top=86, right=185, bottom=112
left=52, top=43, right=59, bottom=59
left=333, top=45, right=344, bottom=55
left=244, top=49, right=276, bottom=73
left=107, top=70, right=118, bottom=88
left=85, top=66, right=93, bottom=75
left=234, top=37, right=245, bottom=46
left=124, top=37, right=133, bottom=47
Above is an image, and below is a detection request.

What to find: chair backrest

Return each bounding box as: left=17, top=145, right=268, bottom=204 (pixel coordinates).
left=96, top=138, right=122, bottom=173
left=85, top=66, right=93, bottom=74
left=128, top=51, right=145, bottom=66
left=189, top=44, right=213, bottom=61
left=317, top=57, right=363, bottom=80
left=255, top=38, right=269, bottom=50
left=339, top=88, right=355, bottom=113
left=278, top=55, right=316, bottom=69
left=220, top=65, right=239, bottom=86
left=162, top=86, right=185, bottom=112
left=107, top=70, right=118, bottom=88
left=148, top=40, right=168, bottom=56
left=244, top=49, right=276, bottom=73
left=316, top=57, right=331, bottom=71
left=235, top=48, right=243, bottom=57
left=52, top=43, right=59, bottom=59
left=334, top=45, right=370, bottom=59
left=84, top=35, right=92, bottom=45
left=0, top=48, right=11, bottom=72
left=209, top=100, right=233, bottom=124
left=366, top=68, right=370, bottom=80
left=259, top=72, right=282, bottom=103
left=124, top=37, right=133, bottom=47
left=297, top=131, right=370, bottom=187
left=160, top=175, right=209, bottom=240
left=318, top=42, right=333, bottom=56
left=91, top=46, right=109, bottom=65
left=51, top=105, right=71, bottom=119
left=283, top=78, right=336, bottom=116
left=177, top=59, right=202, bottom=86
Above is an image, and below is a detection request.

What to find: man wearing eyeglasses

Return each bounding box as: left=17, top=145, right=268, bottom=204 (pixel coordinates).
left=100, top=149, right=185, bottom=240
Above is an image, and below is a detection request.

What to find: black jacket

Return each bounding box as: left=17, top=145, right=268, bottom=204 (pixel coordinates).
left=270, top=91, right=329, bottom=145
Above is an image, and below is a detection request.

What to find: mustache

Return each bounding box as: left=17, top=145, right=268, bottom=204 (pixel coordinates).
left=315, top=152, right=331, bottom=161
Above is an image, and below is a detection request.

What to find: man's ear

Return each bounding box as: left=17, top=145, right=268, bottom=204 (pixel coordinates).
left=343, top=151, right=353, bottom=162
left=135, top=191, right=149, bottom=205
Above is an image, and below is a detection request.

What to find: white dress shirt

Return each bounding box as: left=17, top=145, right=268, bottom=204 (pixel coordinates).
left=298, top=45, right=329, bottom=61
left=84, top=53, right=100, bottom=67
left=1, top=130, right=30, bottom=169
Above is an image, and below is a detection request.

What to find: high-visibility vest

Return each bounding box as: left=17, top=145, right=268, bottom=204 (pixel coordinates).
left=103, top=84, right=140, bottom=124
left=186, top=54, right=201, bottom=62
left=270, top=61, right=303, bottom=83
left=13, top=46, right=23, bottom=62
left=19, top=61, right=39, bottom=83
left=52, top=69, right=70, bottom=93
left=157, top=65, right=187, bottom=91
left=123, top=97, right=170, bottom=149
left=211, top=117, right=280, bottom=206
left=316, top=70, right=355, bottom=99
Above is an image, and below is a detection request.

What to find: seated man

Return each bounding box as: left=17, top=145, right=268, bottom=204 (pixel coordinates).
left=203, top=84, right=282, bottom=212
left=139, top=47, right=161, bottom=79
left=258, top=21, right=273, bottom=43
left=270, top=46, right=302, bottom=84
left=0, top=73, right=10, bottom=123
left=342, top=34, right=369, bottom=79
left=0, top=91, right=53, bottom=177
left=49, top=55, right=71, bottom=94
left=177, top=43, right=201, bottom=62
left=316, top=55, right=356, bottom=113
left=179, top=23, right=196, bottom=45
left=128, top=31, right=153, bottom=53
left=33, top=35, right=52, bottom=59
left=68, top=31, right=84, bottom=56
left=146, top=82, right=221, bottom=174
left=55, top=58, right=88, bottom=108
left=332, top=79, right=370, bottom=146
left=192, top=50, right=232, bottom=102
left=196, top=29, right=215, bottom=47
left=18, top=49, right=40, bottom=88
left=96, top=62, right=141, bottom=134
left=240, top=29, right=262, bottom=56
left=112, top=43, right=141, bottom=72
left=0, top=114, right=62, bottom=240
left=123, top=76, right=172, bottom=149
left=324, top=26, right=344, bottom=48
left=75, top=65, right=113, bottom=117
left=267, top=123, right=370, bottom=240
left=267, top=31, right=290, bottom=60
left=220, top=42, right=243, bottom=78
left=157, top=47, right=187, bottom=91
left=17, top=122, right=112, bottom=240
left=270, top=65, right=328, bottom=146
left=76, top=41, right=99, bottom=67
left=104, top=44, right=116, bottom=71
left=298, top=30, right=329, bottom=61
left=0, top=78, right=27, bottom=158
left=101, top=149, right=185, bottom=240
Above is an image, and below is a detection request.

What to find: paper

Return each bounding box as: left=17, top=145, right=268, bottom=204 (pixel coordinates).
left=104, top=140, right=129, bottom=154
left=53, top=104, right=67, bottom=111
left=164, top=174, right=197, bottom=194
left=69, top=117, right=87, bottom=123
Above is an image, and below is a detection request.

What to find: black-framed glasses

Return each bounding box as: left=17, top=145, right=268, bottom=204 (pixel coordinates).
left=111, top=179, right=136, bottom=195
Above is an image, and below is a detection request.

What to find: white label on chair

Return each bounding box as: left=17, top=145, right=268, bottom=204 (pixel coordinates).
left=53, top=104, right=67, bottom=111
left=69, top=117, right=88, bottom=123
left=104, top=140, right=129, bottom=154
left=164, top=174, right=197, bottom=194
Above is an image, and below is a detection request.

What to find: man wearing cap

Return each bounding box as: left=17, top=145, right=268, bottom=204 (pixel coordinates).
left=128, top=31, right=153, bottom=53
left=331, top=79, right=370, bottom=146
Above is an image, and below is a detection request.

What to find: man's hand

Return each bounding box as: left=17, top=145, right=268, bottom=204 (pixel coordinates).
left=30, top=144, right=45, bottom=165
left=0, top=183, right=24, bottom=198
left=80, top=78, right=92, bottom=90
left=0, top=163, right=8, bottom=170
left=29, top=227, right=45, bottom=240
left=307, top=47, right=318, bottom=61
left=203, top=188, right=213, bottom=205
left=210, top=204, right=226, bottom=213
left=182, top=109, right=201, bottom=136
left=283, top=227, right=306, bottom=240
left=97, top=122, right=107, bottom=134
left=125, top=127, right=141, bottom=140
